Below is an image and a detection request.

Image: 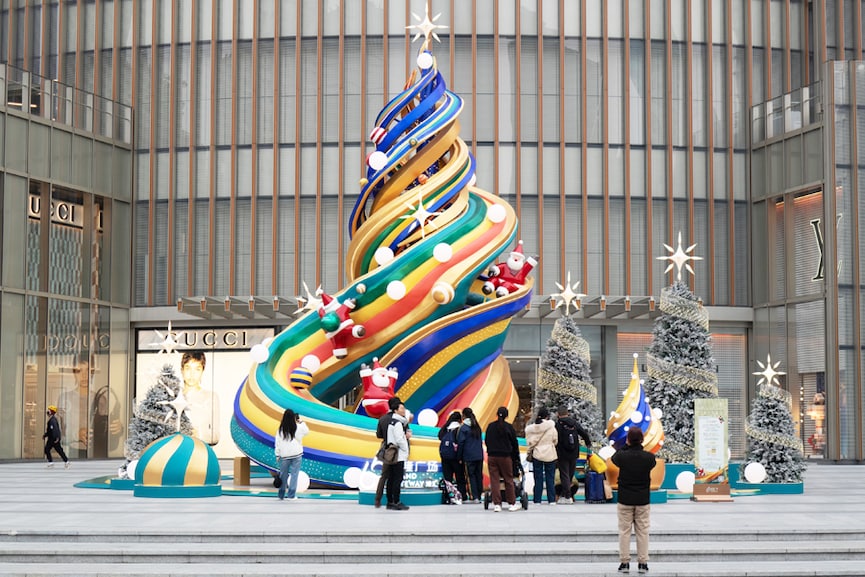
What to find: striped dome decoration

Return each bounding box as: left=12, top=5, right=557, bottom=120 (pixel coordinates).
left=133, top=433, right=222, bottom=498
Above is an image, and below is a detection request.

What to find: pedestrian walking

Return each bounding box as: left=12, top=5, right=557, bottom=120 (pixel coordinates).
left=43, top=406, right=70, bottom=468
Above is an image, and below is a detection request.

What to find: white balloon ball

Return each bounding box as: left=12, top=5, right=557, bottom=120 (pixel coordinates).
left=296, top=471, right=311, bottom=493
left=744, top=462, right=767, bottom=484
left=386, top=281, right=407, bottom=300
left=417, top=51, right=434, bottom=70
left=250, top=344, right=270, bottom=363
left=675, top=471, right=695, bottom=493
left=631, top=410, right=644, bottom=424
left=487, top=204, right=507, bottom=223
left=416, top=408, right=439, bottom=427
left=359, top=471, right=380, bottom=492
left=356, top=283, right=367, bottom=294
left=343, top=467, right=362, bottom=489
left=127, top=460, right=139, bottom=481
left=598, top=445, right=616, bottom=460
left=301, top=354, right=321, bottom=372
left=653, top=407, right=663, bottom=420
left=433, top=243, right=453, bottom=263
left=368, top=150, right=388, bottom=171
left=374, top=246, right=395, bottom=266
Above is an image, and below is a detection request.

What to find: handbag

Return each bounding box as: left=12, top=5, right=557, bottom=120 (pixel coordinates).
left=525, top=448, right=534, bottom=463
left=588, top=453, right=607, bottom=474
left=377, top=442, right=399, bottom=465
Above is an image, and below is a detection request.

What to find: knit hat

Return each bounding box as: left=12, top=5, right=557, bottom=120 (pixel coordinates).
left=47, top=405, right=58, bottom=413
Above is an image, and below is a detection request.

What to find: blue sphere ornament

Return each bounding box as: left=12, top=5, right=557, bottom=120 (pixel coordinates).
left=133, top=433, right=222, bottom=498
left=290, top=366, right=314, bottom=389
left=320, top=311, right=341, bottom=333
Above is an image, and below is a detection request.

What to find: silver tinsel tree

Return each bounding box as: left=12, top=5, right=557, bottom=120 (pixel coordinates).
left=644, top=281, right=718, bottom=463
left=121, top=364, right=194, bottom=475
left=536, top=315, right=604, bottom=445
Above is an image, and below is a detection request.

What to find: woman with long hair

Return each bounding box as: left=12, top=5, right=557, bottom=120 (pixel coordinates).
left=438, top=411, right=464, bottom=501
left=274, top=408, right=310, bottom=500
left=524, top=406, right=559, bottom=505
left=457, top=407, right=485, bottom=503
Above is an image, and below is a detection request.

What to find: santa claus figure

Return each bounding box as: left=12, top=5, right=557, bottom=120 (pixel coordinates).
left=482, top=240, right=538, bottom=297
left=359, top=358, right=398, bottom=418
left=317, top=291, right=366, bottom=359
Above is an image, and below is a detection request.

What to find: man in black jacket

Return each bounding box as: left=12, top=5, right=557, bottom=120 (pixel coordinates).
left=611, top=427, right=656, bottom=574
left=43, top=406, right=70, bottom=469
left=373, top=396, right=402, bottom=508
left=554, top=405, right=593, bottom=503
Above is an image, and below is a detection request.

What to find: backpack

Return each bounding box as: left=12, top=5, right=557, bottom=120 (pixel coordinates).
left=559, top=420, right=578, bottom=452
left=439, top=428, right=458, bottom=459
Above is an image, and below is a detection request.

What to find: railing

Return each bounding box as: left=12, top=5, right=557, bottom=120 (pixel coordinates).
left=751, top=83, right=822, bottom=144
left=0, top=63, right=131, bottom=145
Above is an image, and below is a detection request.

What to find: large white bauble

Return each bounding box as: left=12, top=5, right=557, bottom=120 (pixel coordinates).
left=127, top=459, right=139, bottom=481
left=301, top=354, right=321, bottom=372
left=416, top=408, right=438, bottom=427
left=386, top=281, right=407, bottom=300
left=296, top=471, right=311, bottom=493
left=433, top=243, right=453, bottom=263
left=597, top=445, right=616, bottom=460
left=487, top=204, right=507, bottom=223
left=249, top=344, right=270, bottom=363
left=675, top=471, right=695, bottom=493
left=631, top=410, right=644, bottom=424
left=359, top=470, right=380, bottom=492
left=652, top=407, right=663, bottom=420
left=368, top=151, right=388, bottom=171
left=374, top=246, right=395, bottom=266
left=417, top=51, right=434, bottom=70
left=744, top=462, right=767, bottom=484
left=342, top=467, right=362, bottom=489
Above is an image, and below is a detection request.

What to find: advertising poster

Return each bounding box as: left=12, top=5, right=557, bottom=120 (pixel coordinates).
left=694, top=398, right=729, bottom=484
left=136, top=327, right=274, bottom=459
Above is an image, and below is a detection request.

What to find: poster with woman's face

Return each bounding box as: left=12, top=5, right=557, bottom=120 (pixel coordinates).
left=135, top=327, right=275, bottom=459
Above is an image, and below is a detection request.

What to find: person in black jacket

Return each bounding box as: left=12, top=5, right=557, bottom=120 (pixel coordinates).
left=43, top=406, right=70, bottom=469
left=611, top=427, right=657, bottom=574
left=373, top=396, right=402, bottom=508
left=457, top=407, right=484, bottom=503
left=484, top=406, right=521, bottom=512
left=554, top=405, right=593, bottom=503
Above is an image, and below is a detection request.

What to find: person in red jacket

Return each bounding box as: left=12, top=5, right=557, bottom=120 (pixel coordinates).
left=611, top=427, right=657, bottom=574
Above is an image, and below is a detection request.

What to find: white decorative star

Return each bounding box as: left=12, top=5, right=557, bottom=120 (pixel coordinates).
left=400, top=192, right=442, bottom=239
left=658, top=231, right=703, bottom=282
left=157, top=385, right=190, bottom=432
left=406, top=6, right=447, bottom=43
left=754, top=354, right=786, bottom=387
left=149, top=321, right=184, bottom=355
left=551, top=272, right=586, bottom=315
left=295, top=282, right=323, bottom=314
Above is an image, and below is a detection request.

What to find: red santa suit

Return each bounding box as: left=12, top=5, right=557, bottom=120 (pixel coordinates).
left=359, top=358, right=398, bottom=418
left=317, top=292, right=366, bottom=359
left=482, top=241, right=538, bottom=297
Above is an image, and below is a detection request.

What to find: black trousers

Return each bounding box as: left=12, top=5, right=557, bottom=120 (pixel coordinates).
left=384, top=461, right=405, bottom=505
left=557, top=455, right=578, bottom=499
left=44, top=440, right=68, bottom=463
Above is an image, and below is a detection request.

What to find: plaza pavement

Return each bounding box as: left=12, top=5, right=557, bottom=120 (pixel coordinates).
left=0, top=459, right=862, bottom=576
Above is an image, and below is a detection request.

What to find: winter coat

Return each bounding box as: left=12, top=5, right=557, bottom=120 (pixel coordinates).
left=456, top=421, right=484, bottom=462
left=484, top=419, right=519, bottom=460
left=555, top=415, right=593, bottom=458
left=387, top=413, right=410, bottom=462
left=439, top=421, right=461, bottom=460
left=274, top=421, right=309, bottom=458
left=611, top=443, right=657, bottom=506
left=524, top=419, right=558, bottom=463
left=44, top=414, right=62, bottom=444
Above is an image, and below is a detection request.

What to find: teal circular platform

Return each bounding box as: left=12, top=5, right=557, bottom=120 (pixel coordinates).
left=358, top=489, right=442, bottom=506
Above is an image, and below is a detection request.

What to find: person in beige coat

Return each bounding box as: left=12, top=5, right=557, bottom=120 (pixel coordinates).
left=525, top=407, right=559, bottom=504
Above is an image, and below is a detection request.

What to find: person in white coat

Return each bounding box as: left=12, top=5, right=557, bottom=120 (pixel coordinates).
left=274, top=408, right=309, bottom=500
left=384, top=403, right=411, bottom=510
left=525, top=407, right=559, bottom=504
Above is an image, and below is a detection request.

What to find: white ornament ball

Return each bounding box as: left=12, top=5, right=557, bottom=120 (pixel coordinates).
left=359, top=470, right=380, bottom=492
left=675, top=471, right=696, bottom=493
left=249, top=343, right=270, bottom=364
left=630, top=410, right=644, bottom=424
left=343, top=467, right=362, bottom=489
left=417, top=51, right=434, bottom=70
left=296, top=471, right=311, bottom=493
left=386, top=281, right=407, bottom=301
left=744, top=462, right=767, bottom=484
left=487, top=203, right=507, bottom=223
left=374, top=247, right=395, bottom=266
left=652, top=407, right=663, bottom=420
left=356, top=283, right=366, bottom=294
left=598, top=445, right=616, bottom=460
left=416, top=408, right=439, bottom=427
left=126, top=460, right=139, bottom=481
left=431, top=282, right=455, bottom=304
left=368, top=150, right=388, bottom=171
left=301, top=354, right=321, bottom=372
left=433, top=242, right=453, bottom=263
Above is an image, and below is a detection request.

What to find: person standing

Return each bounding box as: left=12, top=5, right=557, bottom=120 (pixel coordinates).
left=525, top=407, right=558, bottom=505
left=273, top=408, right=309, bottom=500
left=554, top=405, right=593, bottom=503
left=374, top=396, right=402, bottom=508
left=484, top=406, right=521, bottom=512
left=43, top=406, right=70, bottom=469
left=457, top=407, right=484, bottom=503
left=438, top=411, right=464, bottom=502
left=611, top=427, right=657, bottom=574
left=384, top=402, right=411, bottom=511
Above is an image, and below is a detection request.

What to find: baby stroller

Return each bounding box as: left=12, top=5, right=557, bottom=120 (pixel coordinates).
left=483, top=463, right=529, bottom=510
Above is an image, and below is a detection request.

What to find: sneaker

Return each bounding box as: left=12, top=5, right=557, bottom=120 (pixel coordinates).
left=46, top=463, right=54, bottom=469
left=508, top=503, right=521, bottom=512
left=618, top=562, right=630, bottom=573
left=556, top=497, right=569, bottom=504
left=386, top=503, right=399, bottom=510
left=548, top=501, right=556, bottom=506
left=287, top=496, right=298, bottom=500
left=395, top=502, right=410, bottom=511
left=493, top=504, right=501, bottom=512
left=64, top=462, right=70, bottom=469
left=638, top=563, right=648, bottom=574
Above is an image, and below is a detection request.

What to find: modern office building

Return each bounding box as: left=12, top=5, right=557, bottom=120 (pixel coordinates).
left=0, top=1, right=863, bottom=463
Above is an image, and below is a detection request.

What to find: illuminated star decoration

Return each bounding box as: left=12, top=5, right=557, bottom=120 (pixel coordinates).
left=658, top=231, right=703, bottom=282
left=150, top=321, right=184, bottom=355
left=754, top=354, right=786, bottom=387
left=400, top=192, right=442, bottom=239
left=157, top=384, right=190, bottom=433
left=295, top=281, right=323, bottom=314
left=551, top=272, right=586, bottom=315
left=406, top=6, right=448, bottom=43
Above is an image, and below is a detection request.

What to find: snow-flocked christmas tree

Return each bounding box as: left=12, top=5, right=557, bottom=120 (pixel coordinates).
left=121, top=364, right=194, bottom=476
left=644, top=233, right=718, bottom=463
left=536, top=275, right=604, bottom=445
left=743, top=355, right=806, bottom=483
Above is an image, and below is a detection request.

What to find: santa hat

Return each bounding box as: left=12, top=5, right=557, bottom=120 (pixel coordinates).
left=510, top=241, right=525, bottom=260
left=371, top=357, right=385, bottom=372
left=319, top=292, right=339, bottom=312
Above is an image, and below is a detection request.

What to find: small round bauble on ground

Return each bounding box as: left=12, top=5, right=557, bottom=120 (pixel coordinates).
left=744, top=461, right=767, bottom=484
left=675, top=470, right=696, bottom=493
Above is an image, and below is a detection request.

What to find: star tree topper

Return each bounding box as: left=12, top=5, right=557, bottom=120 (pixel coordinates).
left=157, top=384, right=190, bottom=433
left=406, top=5, right=448, bottom=44
left=149, top=321, right=184, bottom=355
left=295, top=281, right=323, bottom=314
left=400, top=192, right=442, bottom=239
left=754, top=354, right=786, bottom=387
left=551, top=271, right=586, bottom=315
left=658, top=231, right=703, bottom=282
